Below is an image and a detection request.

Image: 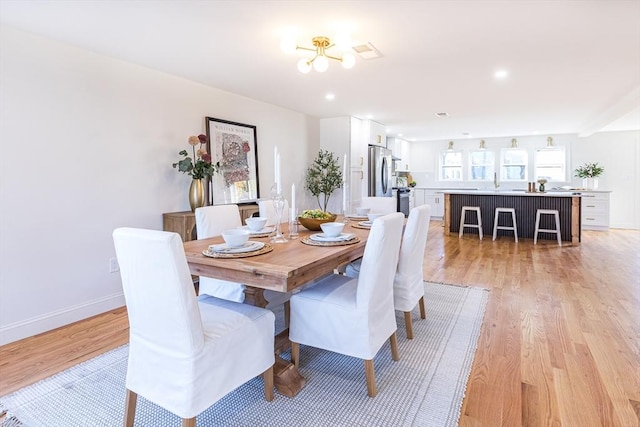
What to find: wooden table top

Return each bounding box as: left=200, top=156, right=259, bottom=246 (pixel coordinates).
left=183, top=222, right=371, bottom=293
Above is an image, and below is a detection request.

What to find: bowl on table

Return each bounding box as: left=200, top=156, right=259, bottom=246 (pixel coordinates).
left=221, top=229, right=251, bottom=248
left=367, top=213, right=384, bottom=223
left=298, top=213, right=338, bottom=231
left=355, top=207, right=370, bottom=216
left=245, top=216, right=267, bottom=232
left=320, top=222, right=345, bottom=237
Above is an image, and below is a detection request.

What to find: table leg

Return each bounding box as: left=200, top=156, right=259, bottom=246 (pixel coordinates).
left=243, top=287, right=306, bottom=397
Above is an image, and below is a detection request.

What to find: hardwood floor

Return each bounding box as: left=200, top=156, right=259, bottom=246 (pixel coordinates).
left=1, top=222, right=639, bottom=426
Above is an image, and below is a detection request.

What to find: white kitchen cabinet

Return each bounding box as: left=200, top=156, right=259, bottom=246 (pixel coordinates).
left=580, top=191, right=610, bottom=230
left=386, top=137, right=411, bottom=171
left=424, top=190, right=445, bottom=218
left=320, top=116, right=366, bottom=213
left=364, top=119, right=386, bottom=147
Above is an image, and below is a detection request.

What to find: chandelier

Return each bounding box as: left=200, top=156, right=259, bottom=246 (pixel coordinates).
left=281, top=35, right=356, bottom=74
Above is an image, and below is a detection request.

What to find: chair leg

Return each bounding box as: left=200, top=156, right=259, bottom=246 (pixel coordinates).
left=284, top=300, right=291, bottom=329
left=389, top=332, right=400, bottom=361
left=181, top=418, right=196, bottom=427
left=555, top=212, right=562, bottom=246
left=534, top=210, right=541, bottom=244
left=263, top=365, right=274, bottom=402
left=364, top=359, right=377, bottom=397
left=404, top=311, right=414, bottom=339
left=458, top=209, right=466, bottom=238
left=418, top=296, right=426, bottom=319
left=291, top=341, right=300, bottom=368
left=123, top=389, right=137, bottom=427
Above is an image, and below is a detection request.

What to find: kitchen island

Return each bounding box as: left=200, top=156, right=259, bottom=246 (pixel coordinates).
left=443, top=190, right=582, bottom=244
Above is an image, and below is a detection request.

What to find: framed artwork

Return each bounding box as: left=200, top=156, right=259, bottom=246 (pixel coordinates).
left=205, top=117, right=260, bottom=205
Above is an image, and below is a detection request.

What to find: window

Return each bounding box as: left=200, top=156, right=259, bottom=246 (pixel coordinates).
left=469, top=150, right=495, bottom=181
left=440, top=151, right=463, bottom=180
left=500, top=149, right=528, bottom=181
left=535, top=147, right=566, bottom=181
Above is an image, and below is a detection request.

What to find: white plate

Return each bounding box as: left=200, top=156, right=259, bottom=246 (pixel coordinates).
left=240, top=225, right=275, bottom=235
left=310, top=233, right=356, bottom=242
left=346, top=214, right=368, bottom=220
left=209, top=241, right=265, bottom=254
left=358, top=221, right=373, bottom=227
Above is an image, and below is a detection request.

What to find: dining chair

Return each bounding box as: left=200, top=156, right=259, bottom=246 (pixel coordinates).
left=195, top=205, right=290, bottom=308
left=258, top=199, right=290, bottom=226
left=112, top=227, right=275, bottom=427
left=289, top=212, right=405, bottom=397
left=345, top=205, right=431, bottom=338
left=359, top=196, right=397, bottom=214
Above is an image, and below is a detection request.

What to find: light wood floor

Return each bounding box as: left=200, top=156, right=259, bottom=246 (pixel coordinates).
left=1, top=222, right=639, bottom=426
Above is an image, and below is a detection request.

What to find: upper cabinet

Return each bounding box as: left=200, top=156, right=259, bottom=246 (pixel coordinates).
left=387, top=137, right=412, bottom=171
left=364, top=120, right=386, bottom=147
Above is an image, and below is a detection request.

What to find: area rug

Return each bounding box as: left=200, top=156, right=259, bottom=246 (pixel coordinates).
left=0, top=282, right=488, bottom=427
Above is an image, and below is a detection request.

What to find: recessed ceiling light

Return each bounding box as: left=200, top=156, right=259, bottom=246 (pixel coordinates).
left=435, top=112, right=449, bottom=118
left=494, top=69, right=508, bottom=79
left=398, top=133, right=404, bottom=137
left=325, top=93, right=335, bottom=100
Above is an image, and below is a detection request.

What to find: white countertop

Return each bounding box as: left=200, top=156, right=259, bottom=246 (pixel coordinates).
left=442, top=190, right=582, bottom=197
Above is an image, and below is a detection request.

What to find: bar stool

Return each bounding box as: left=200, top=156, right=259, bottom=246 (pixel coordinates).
left=459, top=206, right=483, bottom=240
left=534, top=209, right=562, bottom=246
left=493, top=207, right=518, bottom=242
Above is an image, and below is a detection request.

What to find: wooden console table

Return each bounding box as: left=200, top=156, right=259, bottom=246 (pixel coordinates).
left=163, top=204, right=259, bottom=242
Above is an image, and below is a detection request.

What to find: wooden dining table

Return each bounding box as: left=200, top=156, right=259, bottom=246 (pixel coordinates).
left=183, top=219, right=372, bottom=397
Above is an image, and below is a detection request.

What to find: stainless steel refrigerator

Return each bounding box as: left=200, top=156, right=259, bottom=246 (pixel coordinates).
left=368, top=146, right=393, bottom=197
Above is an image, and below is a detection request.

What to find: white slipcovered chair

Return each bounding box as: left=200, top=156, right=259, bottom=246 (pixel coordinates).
left=289, top=212, right=405, bottom=397
left=258, top=199, right=290, bottom=226
left=112, top=227, right=275, bottom=427
left=346, top=204, right=432, bottom=339
left=359, top=196, right=397, bottom=214
left=195, top=205, right=290, bottom=308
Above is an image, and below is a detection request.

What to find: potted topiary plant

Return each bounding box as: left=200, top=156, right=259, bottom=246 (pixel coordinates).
left=300, top=150, right=343, bottom=230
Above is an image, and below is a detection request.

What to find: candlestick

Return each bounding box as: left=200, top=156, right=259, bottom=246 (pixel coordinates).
left=291, top=183, right=296, bottom=221
left=343, top=154, right=348, bottom=183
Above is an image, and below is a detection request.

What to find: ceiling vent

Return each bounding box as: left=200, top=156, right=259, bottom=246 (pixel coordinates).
left=352, top=42, right=383, bottom=60
left=435, top=112, right=449, bottom=118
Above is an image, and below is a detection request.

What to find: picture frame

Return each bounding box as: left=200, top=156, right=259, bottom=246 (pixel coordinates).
left=205, top=117, right=260, bottom=205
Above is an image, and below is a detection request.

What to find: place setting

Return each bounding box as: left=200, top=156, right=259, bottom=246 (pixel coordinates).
left=240, top=216, right=275, bottom=238
left=301, top=222, right=360, bottom=247
left=202, top=229, right=273, bottom=258
left=350, top=212, right=384, bottom=230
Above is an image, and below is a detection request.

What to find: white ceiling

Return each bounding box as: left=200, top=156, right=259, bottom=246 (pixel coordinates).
left=1, top=0, right=639, bottom=142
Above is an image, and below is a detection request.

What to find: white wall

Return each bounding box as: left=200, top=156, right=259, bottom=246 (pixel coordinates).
left=0, top=26, right=319, bottom=345
left=410, top=132, right=639, bottom=229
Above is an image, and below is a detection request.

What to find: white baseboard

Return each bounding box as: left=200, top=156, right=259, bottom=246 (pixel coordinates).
left=0, top=293, right=126, bottom=346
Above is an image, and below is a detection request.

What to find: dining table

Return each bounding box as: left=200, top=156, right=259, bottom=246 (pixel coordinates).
left=183, top=217, right=372, bottom=397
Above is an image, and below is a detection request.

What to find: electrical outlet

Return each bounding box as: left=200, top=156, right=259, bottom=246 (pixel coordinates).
left=109, top=257, right=120, bottom=273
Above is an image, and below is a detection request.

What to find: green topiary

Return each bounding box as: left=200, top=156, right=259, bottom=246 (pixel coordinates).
left=305, top=149, right=343, bottom=212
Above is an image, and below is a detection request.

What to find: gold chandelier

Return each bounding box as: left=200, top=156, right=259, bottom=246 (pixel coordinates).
left=281, top=35, right=356, bottom=73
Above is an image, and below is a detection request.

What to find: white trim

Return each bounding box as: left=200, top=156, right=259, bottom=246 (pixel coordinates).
left=0, top=293, right=125, bottom=346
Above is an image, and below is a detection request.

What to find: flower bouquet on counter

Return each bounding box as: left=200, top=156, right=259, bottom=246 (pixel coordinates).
left=574, top=162, right=604, bottom=178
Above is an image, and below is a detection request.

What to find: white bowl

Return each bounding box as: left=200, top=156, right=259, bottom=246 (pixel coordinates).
left=222, top=229, right=251, bottom=248
left=356, top=207, right=370, bottom=216
left=367, top=213, right=384, bottom=222
left=245, top=216, right=267, bottom=232
left=320, top=222, right=345, bottom=237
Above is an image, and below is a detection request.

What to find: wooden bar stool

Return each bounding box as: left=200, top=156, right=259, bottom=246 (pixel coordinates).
left=493, top=207, right=518, bottom=242
left=534, top=209, right=562, bottom=246
left=459, top=206, right=483, bottom=240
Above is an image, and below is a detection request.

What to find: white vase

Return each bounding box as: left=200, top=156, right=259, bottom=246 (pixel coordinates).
left=582, top=177, right=599, bottom=190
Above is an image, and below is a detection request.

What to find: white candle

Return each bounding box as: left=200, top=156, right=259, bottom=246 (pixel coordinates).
left=291, top=183, right=296, bottom=220
left=274, top=146, right=278, bottom=185
left=342, top=154, right=348, bottom=214
left=276, top=153, right=281, bottom=193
